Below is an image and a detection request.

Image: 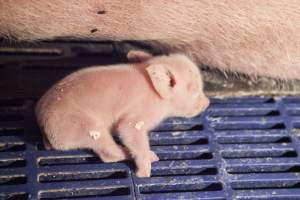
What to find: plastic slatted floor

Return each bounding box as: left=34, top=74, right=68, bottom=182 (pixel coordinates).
left=1, top=96, right=300, bottom=200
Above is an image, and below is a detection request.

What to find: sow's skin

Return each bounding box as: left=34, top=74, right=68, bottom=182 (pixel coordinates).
left=1, top=0, right=299, bottom=79
left=35, top=51, right=209, bottom=177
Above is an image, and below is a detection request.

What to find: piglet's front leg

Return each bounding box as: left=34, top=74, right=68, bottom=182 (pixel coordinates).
left=116, top=116, right=159, bottom=177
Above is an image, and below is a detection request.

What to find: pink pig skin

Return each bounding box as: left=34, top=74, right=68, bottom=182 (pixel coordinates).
left=35, top=52, right=209, bottom=177
left=1, top=0, right=299, bottom=79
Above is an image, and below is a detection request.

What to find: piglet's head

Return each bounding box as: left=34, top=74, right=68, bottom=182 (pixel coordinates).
left=132, top=52, right=210, bottom=118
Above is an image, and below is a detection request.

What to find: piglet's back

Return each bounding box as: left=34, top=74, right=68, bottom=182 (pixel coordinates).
left=35, top=64, right=150, bottom=130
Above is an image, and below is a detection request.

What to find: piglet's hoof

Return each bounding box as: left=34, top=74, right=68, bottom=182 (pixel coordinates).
left=100, top=154, right=127, bottom=163
left=136, top=168, right=151, bottom=178
left=150, top=151, right=159, bottom=162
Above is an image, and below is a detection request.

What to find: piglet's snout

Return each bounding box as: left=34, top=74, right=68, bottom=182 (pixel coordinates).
left=196, top=96, right=209, bottom=113
left=201, top=97, right=210, bottom=111
left=190, top=96, right=210, bottom=117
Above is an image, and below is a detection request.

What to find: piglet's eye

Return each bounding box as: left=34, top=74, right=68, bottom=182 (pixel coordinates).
left=165, top=70, right=176, bottom=88
left=170, top=79, right=176, bottom=87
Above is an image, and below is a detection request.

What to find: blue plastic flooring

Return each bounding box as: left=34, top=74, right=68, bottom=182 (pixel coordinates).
left=1, top=96, right=300, bottom=199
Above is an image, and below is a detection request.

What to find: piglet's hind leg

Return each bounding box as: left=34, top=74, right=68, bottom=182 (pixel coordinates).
left=89, top=130, right=130, bottom=163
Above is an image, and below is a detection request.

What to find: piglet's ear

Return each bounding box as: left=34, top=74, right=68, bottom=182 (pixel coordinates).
left=127, top=50, right=153, bottom=62
left=146, top=64, right=177, bottom=99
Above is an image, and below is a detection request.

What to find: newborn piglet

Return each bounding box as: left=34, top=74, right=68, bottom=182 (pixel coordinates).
left=35, top=51, right=209, bottom=177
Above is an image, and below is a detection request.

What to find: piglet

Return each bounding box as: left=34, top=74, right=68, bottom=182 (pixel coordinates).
left=35, top=51, right=209, bottom=177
